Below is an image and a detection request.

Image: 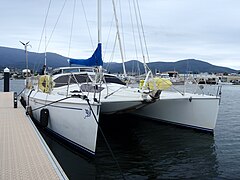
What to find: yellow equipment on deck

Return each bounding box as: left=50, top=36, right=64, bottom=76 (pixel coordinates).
left=38, top=75, right=52, bottom=93
left=139, top=77, right=172, bottom=91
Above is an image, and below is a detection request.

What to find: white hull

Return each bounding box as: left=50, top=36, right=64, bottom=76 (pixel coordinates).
left=26, top=90, right=100, bottom=155
left=22, top=73, right=151, bottom=155
left=132, top=91, right=220, bottom=131
left=101, top=100, right=144, bottom=114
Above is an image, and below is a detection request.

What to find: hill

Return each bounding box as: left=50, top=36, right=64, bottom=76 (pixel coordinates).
left=104, top=59, right=238, bottom=74
left=146, top=59, right=237, bottom=74
left=0, top=46, right=68, bottom=71
left=0, top=46, right=238, bottom=74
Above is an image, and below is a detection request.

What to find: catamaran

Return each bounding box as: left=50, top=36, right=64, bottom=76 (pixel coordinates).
left=21, top=0, right=160, bottom=156
left=21, top=0, right=221, bottom=157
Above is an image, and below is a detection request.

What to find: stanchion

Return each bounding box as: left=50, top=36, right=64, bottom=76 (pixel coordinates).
left=14, top=92, right=17, bottom=108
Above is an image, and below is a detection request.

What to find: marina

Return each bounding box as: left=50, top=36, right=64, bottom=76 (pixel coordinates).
left=0, top=91, right=67, bottom=180
left=1, top=80, right=240, bottom=179
left=16, top=0, right=221, bottom=158
left=1, top=0, right=240, bottom=179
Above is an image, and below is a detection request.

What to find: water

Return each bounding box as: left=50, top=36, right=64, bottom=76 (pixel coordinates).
left=1, top=79, right=240, bottom=179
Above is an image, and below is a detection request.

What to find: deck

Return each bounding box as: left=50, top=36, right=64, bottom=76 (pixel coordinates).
left=0, top=92, right=68, bottom=180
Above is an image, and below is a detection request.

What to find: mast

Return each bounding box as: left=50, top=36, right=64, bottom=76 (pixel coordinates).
left=44, top=29, right=47, bottom=75
left=112, top=0, right=127, bottom=77
left=97, top=0, right=103, bottom=74
left=98, top=0, right=101, bottom=44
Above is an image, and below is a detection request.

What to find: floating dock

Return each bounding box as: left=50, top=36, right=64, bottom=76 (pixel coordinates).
left=0, top=92, right=68, bottom=180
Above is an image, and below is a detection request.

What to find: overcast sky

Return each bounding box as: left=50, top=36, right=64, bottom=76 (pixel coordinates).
left=1, top=0, right=240, bottom=69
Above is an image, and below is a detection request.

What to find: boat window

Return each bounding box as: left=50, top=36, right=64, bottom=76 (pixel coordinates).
left=53, top=74, right=91, bottom=88
left=52, top=67, right=95, bottom=75
left=104, top=75, right=126, bottom=85
left=52, top=69, right=61, bottom=75
left=62, top=68, right=80, bottom=74
left=80, top=84, right=104, bottom=93
left=79, top=68, right=95, bottom=72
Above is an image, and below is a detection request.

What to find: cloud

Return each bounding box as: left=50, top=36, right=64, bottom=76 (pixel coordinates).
left=1, top=0, right=240, bottom=69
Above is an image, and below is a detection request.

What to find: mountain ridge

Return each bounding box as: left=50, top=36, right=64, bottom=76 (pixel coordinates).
left=0, top=46, right=238, bottom=74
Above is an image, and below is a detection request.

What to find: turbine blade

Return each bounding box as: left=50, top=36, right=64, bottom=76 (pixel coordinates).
left=19, top=41, right=25, bottom=45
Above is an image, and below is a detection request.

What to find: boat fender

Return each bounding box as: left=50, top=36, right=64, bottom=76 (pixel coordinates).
left=189, top=96, right=192, bottom=102
left=40, top=108, right=49, bottom=128
left=20, top=96, right=26, bottom=108
left=26, top=105, right=33, bottom=118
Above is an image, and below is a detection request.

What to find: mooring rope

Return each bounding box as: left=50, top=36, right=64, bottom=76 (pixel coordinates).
left=85, top=97, right=125, bottom=180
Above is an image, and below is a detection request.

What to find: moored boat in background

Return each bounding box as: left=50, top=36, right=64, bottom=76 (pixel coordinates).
left=132, top=90, right=220, bottom=132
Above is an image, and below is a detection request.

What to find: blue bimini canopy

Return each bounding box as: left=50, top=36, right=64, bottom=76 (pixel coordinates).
left=68, top=43, right=103, bottom=66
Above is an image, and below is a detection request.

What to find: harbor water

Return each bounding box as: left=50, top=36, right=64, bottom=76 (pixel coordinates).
left=1, top=79, right=240, bottom=179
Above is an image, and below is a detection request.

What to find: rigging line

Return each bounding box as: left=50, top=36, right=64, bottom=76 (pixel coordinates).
left=17, top=87, right=26, bottom=98
left=30, top=96, right=71, bottom=112
left=136, top=0, right=150, bottom=63
left=103, top=14, right=114, bottom=60
left=38, top=0, right=52, bottom=53
left=119, top=0, right=126, bottom=61
left=68, top=0, right=77, bottom=58
left=46, top=0, right=68, bottom=49
left=106, top=33, right=118, bottom=72
left=103, top=0, right=118, bottom=61
left=80, top=0, right=94, bottom=50
left=85, top=98, right=125, bottom=180
left=161, top=80, right=185, bottom=96
left=128, top=0, right=139, bottom=74
left=133, top=0, right=147, bottom=74
left=104, top=86, right=124, bottom=99
left=44, top=27, right=47, bottom=70
left=35, top=0, right=52, bottom=74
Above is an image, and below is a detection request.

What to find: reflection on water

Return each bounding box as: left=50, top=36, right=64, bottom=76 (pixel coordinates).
left=38, top=114, right=219, bottom=179
left=40, top=132, right=96, bottom=179
left=98, top=115, right=219, bottom=179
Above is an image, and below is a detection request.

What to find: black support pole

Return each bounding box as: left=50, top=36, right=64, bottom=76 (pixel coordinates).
left=4, top=67, right=10, bottom=92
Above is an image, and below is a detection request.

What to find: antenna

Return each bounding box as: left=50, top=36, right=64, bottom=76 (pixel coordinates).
left=20, top=41, right=32, bottom=77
